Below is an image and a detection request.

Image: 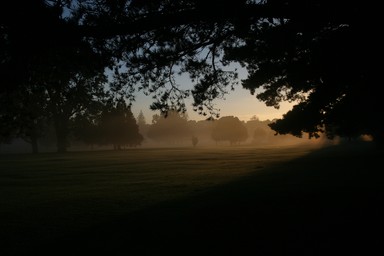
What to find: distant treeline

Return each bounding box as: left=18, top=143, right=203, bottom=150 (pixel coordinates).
left=140, top=112, right=313, bottom=147
left=1, top=110, right=325, bottom=154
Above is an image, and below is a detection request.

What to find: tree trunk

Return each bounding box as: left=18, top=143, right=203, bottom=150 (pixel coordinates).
left=31, top=135, right=39, bottom=154
left=21, top=128, right=39, bottom=154
left=30, top=124, right=39, bottom=154
left=372, top=131, right=384, bottom=149
left=54, top=117, right=69, bottom=153
left=56, top=133, right=67, bottom=153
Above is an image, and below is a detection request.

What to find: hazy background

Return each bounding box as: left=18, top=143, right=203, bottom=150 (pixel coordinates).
left=130, top=66, right=295, bottom=123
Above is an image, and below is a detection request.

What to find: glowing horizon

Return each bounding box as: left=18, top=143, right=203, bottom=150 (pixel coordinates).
left=130, top=64, right=294, bottom=123
left=131, top=86, right=294, bottom=123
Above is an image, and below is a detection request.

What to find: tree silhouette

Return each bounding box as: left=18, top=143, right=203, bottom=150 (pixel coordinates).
left=1, top=0, right=382, bottom=145
left=188, top=120, right=216, bottom=146
left=0, top=83, right=49, bottom=153
left=136, top=110, right=150, bottom=140
left=211, top=116, right=248, bottom=145
left=147, top=110, right=190, bottom=144
left=71, top=99, right=105, bottom=149
left=1, top=1, right=111, bottom=152
left=136, top=110, right=147, bottom=128
left=75, top=0, right=383, bottom=143
left=96, top=99, right=143, bottom=150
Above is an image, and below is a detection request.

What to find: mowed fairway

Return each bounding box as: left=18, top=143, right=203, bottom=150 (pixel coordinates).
left=1, top=143, right=383, bottom=255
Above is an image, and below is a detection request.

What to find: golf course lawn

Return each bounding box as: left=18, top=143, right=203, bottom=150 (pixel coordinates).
left=1, top=143, right=383, bottom=255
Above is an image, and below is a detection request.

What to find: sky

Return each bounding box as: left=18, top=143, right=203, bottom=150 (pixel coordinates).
left=131, top=86, right=295, bottom=123
left=130, top=65, right=295, bottom=123
left=60, top=2, right=292, bottom=124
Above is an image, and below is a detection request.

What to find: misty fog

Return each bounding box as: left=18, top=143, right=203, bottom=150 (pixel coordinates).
left=1, top=111, right=352, bottom=154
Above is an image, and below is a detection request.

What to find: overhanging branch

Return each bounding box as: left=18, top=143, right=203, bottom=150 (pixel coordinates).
left=77, top=3, right=356, bottom=39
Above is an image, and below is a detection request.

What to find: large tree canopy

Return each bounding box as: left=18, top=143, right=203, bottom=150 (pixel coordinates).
left=147, top=110, right=190, bottom=144
left=1, top=0, right=382, bottom=145
left=211, top=116, right=248, bottom=145
left=1, top=0, right=111, bottom=152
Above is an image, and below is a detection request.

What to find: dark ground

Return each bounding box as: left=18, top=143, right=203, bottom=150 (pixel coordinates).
left=1, top=142, right=383, bottom=255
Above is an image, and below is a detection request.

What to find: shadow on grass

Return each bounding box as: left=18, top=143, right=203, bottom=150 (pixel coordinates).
left=4, top=142, right=384, bottom=256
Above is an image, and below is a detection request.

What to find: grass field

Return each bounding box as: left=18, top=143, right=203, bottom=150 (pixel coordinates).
left=1, top=143, right=383, bottom=255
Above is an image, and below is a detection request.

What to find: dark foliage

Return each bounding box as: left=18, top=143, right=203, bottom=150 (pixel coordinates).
left=211, top=116, right=248, bottom=145
left=1, top=1, right=110, bottom=152
left=147, top=110, right=190, bottom=144
left=1, top=0, right=382, bottom=147
left=74, top=98, right=143, bottom=149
